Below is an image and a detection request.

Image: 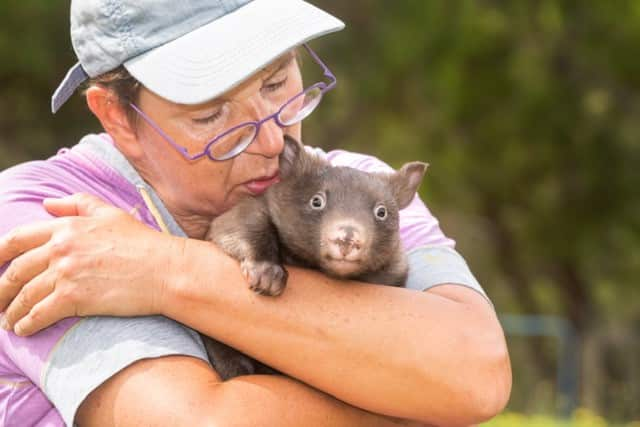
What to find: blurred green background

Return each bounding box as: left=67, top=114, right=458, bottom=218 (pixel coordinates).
left=1, top=1, right=638, bottom=425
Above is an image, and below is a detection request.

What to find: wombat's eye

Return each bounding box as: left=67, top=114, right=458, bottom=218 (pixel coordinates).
left=310, top=193, right=326, bottom=210
left=374, top=204, right=388, bottom=220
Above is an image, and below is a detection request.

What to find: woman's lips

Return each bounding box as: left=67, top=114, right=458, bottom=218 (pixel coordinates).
left=245, top=173, right=280, bottom=195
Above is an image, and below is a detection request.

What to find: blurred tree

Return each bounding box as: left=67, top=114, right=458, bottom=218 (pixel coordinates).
left=0, top=1, right=93, bottom=168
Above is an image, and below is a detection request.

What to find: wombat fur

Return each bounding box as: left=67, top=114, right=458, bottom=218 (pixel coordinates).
left=202, top=136, right=427, bottom=380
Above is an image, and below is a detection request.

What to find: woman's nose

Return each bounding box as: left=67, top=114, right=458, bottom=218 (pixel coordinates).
left=244, top=117, right=283, bottom=158
left=243, top=99, right=286, bottom=158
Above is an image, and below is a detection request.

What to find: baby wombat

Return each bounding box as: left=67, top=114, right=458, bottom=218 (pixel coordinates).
left=202, top=136, right=427, bottom=380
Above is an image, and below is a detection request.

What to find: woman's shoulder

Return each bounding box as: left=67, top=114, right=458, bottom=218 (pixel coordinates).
left=0, top=136, right=148, bottom=236
left=0, top=145, right=97, bottom=196
left=0, top=135, right=140, bottom=210
left=0, top=156, right=80, bottom=204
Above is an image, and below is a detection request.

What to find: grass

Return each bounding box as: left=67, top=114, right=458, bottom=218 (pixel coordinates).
left=482, top=409, right=640, bottom=427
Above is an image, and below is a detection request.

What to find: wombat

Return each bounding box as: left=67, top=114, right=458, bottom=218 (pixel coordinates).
left=202, top=136, right=427, bottom=380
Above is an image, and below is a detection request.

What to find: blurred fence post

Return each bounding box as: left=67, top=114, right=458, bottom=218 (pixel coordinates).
left=499, top=314, right=579, bottom=418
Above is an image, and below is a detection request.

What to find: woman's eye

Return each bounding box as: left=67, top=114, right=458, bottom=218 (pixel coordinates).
left=193, top=110, right=223, bottom=125
left=263, top=77, right=288, bottom=93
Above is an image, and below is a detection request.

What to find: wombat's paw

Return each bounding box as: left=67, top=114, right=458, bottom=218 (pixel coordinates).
left=241, top=260, right=288, bottom=296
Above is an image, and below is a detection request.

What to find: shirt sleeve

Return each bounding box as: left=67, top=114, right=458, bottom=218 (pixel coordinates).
left=405, top=245, right=490, bottom=304
left=0, top=163, right=209, bottom=427
left=319, top=148, right=490, bottom=302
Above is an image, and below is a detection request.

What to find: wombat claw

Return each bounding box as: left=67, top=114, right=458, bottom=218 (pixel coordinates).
left=241, top=260, right=288, bottom=296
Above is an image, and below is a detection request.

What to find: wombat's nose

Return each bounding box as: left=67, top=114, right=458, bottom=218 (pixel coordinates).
left=340, top=225, right=356, bottom=240
left=327, top=224, right=364, bottom=260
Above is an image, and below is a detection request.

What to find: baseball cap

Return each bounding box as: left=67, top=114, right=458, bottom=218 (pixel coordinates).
left=51, top=0, right=344, bottom=113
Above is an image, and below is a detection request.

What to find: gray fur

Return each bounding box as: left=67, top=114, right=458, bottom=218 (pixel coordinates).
left=202, top=136, right=427, bottom=380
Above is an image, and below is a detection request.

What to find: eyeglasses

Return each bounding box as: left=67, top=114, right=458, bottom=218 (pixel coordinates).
left=130, top=44, right=336, bottom=161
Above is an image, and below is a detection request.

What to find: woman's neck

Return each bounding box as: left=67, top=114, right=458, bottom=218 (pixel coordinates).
left=171, top=212, right=212, bottom=240
left=130, top=158, right=213, bottom=240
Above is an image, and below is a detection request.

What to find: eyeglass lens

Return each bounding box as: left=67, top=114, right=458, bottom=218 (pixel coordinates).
left=279, top=85, right=323, bottom=125
left=206, top=85, right=325, bottom=160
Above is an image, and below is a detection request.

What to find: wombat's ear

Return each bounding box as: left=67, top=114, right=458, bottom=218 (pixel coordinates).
left=279, top=135, right=304, bottom=179
left=279, top=135, right=329, bottom=179
left=390, top=162, right=428, bottom=209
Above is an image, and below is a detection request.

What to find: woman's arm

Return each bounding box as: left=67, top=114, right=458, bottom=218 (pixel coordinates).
left=0, top=194, right=509, bottom=426
left=76, top=355, right=422, bottom=427
left=161, top=238, right=511, bottom=426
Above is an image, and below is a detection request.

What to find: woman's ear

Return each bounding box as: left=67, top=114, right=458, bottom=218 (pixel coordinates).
left=85, top=86, right=143, bottom=158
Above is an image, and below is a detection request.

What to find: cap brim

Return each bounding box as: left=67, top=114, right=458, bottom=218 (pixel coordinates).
left=124, top=0, right=344, bottom=106
left=51, top=62, right=89, bottom=114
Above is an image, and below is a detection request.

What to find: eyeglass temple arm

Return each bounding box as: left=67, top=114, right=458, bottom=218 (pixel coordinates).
left=129, top=103, right=206, bottom=160
left=302, top=43, right=337, bottom=90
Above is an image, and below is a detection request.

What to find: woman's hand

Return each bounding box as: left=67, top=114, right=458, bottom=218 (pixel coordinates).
left=0, top=193, right=184, bottom=336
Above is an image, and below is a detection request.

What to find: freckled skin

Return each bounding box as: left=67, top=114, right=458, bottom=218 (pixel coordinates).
left=203, top=136, right=427, bottom=380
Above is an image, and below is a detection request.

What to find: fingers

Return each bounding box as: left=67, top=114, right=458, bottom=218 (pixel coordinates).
left=14, top=293, right=71, bottom=337
left=0, top=221, right=55, bottom=267
left=1, top=269, right=55, bottom=335
left=0, top=245, right=51, bottom=312
left=43, top=193, right=112, bottom=217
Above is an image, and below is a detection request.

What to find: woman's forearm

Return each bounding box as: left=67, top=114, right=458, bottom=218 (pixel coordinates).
left=162, top=238, right=510, bottom=426
left=77, top=355, right=425, bottom=427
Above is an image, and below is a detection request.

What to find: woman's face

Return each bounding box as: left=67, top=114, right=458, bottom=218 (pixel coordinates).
left=130, top=52, right=303, bottom=233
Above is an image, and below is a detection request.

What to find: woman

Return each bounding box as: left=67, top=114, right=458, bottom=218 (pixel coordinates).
left=0, top=0, right=510, bottom=425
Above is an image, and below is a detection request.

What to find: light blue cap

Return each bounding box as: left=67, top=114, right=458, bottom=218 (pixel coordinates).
left=52, top=0, right=344, bottom=113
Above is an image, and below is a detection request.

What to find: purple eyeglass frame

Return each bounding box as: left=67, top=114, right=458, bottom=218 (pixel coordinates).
left=129, top=43, right=336, bottom=161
